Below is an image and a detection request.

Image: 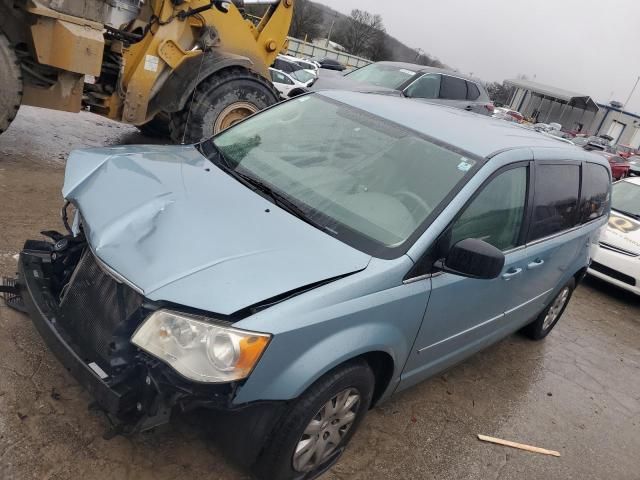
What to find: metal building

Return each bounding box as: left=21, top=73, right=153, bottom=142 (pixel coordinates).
left=505, top=79, right=600, bottom=134
left=590, top=104, right=640, bottom=148
left=505, top=78, right=640, bottom=147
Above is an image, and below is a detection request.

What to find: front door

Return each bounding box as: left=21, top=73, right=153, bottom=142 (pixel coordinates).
left=401, top=164, right=532, bottom=389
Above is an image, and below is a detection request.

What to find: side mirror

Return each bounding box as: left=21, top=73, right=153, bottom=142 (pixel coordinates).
left=437, top=238, right=505, bottom=280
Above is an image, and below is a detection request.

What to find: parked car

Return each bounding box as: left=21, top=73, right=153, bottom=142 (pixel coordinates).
left=493, top=107, right=524, bottom=123
left=312, top=57, right=346, bottom=71
left=571, top=136, right=589, bottom=147
left=628, top=155, right=640, bottom=175
left=269, top=68, right=312, bottom=99
left=279, top=54, right=319, bottom=77
left=273, top=56, right=310, bottom=77
left=616, top=144, right=638, bottom=159
left=589, top=176, right=640, bottom=295
left=313, top=61, right=495, bottom=116
left=598, top=153, right=631, bottom=180
left=14, top=91, right=610, bottom=480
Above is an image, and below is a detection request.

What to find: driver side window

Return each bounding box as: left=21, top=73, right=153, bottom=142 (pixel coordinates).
left=449, top=166, right=528, bottom=251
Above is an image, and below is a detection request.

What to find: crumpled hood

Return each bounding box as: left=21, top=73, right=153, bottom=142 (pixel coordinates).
left=603, top=211, right=640, bottom=255
left=62, top=145, right=371, bottom=315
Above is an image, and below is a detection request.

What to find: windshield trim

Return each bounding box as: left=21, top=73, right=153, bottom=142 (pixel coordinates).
left=200, top=93, right=486, bottom=260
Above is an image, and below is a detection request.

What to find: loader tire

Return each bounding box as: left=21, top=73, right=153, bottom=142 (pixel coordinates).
left=138, top=112, right=171, bottom=138
left=0, top=32, right=22, bottom=135
left=169, top=67, right=278, bottom=144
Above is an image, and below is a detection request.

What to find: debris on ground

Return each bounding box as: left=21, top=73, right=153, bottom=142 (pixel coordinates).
left=50, top=388, right=61, bottom=401
left=477, top=434, right=561, bottom=457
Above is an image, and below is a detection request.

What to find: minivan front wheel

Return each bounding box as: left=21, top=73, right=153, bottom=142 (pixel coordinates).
left=254, top=360, right=374, bottom=480
left=521, top=278, right=575, bottom=340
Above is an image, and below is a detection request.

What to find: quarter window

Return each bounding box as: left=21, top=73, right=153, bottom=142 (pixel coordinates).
left=440, top=76, right=468, bottom=100
left=580, top=163, right=611, bottom=222
left=528, top=164, right=580, bottom=241
left=466, top=82, right=481, bottom=100
left=450, top=167, right=528, bottom=251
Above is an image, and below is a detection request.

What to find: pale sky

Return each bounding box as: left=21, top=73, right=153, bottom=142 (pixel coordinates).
left=319, top=0, right=640, bottom=112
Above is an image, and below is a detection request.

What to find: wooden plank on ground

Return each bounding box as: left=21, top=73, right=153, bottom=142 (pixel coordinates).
left=477, top=434, right=561, bottom=457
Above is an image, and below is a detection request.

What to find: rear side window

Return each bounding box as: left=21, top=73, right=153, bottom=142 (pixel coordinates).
left=466, top=82, right=481, bottom=100
left=440, top=76, right=467, bottom=100
left=581, top=163, right=611, bottom=222
left=528, top=164, right=580, bottom=241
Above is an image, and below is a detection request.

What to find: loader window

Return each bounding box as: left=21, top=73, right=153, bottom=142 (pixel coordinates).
left=209, top=94, right=477, bottom=257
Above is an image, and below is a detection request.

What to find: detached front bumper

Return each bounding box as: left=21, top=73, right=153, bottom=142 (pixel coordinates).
left=16, top=246, right=287, bottom=451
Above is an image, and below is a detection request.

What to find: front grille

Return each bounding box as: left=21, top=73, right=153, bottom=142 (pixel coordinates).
left=591, top=261, right=637, bottom=286
left=59, top=250, right=143, bottom=367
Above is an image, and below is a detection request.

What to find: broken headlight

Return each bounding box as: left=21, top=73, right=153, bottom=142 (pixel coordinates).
left=131, top=310, right=271, bottom=383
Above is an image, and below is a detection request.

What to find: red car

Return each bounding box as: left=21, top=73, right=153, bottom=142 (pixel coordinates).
left=616, top=145, right=638, bottom=159
left=599, top=153, right=631, bottom=180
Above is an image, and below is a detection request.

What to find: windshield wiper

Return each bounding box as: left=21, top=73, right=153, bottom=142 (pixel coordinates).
left=202, top=142, right=334, bottom=234
left=612, top=208, right=640, bottom=220
left=233, top=171, right=333, bottom=234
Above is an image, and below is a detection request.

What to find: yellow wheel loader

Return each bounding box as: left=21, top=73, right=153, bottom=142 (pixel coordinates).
left=0, top=0, right=293, bottom=143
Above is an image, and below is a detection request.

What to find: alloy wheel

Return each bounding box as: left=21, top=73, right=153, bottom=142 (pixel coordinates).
left=542, top=287, right=570, bottom=331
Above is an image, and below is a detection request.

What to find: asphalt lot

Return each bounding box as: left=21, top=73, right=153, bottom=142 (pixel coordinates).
left=1, top=106, right=639, bottom=480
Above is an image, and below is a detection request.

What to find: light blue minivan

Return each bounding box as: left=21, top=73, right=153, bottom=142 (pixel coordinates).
left=14, top=91, right=611, bottom=479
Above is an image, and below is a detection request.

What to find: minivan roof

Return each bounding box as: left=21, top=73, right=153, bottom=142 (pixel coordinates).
left=318, top=90, right=594, bottom=159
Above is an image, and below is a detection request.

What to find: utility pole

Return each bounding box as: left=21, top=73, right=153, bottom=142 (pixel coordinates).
left=326, top=13, right=338, bottom=48
left=612, top=75, right=640, bottom=141
left=619, top=76, right=640, bottom=115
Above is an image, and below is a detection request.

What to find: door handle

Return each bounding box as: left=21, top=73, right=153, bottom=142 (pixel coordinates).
left=502, top=268, right=523, bottom=280
left=527, top=259, right=545, bottom=270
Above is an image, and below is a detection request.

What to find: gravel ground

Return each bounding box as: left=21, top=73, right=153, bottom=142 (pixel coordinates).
left=1, top=106, right=639, bottom=480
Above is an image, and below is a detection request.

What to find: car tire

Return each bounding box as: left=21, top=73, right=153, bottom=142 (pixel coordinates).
left=137, top=112, right=171, bottom=138
left=169, top=67, right=278, bottom=144
left=521, top=278, right=575, bottom=341
left=253, top=360, right=374, bottom=480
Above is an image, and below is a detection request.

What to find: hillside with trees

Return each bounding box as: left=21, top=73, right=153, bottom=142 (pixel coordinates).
left=246, top=0, right=445, bottom=67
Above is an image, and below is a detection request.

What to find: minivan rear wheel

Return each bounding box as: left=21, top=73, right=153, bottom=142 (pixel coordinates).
left=253, top=360, right=374, bottom=480
left=521, top=278, right=575, bottom=340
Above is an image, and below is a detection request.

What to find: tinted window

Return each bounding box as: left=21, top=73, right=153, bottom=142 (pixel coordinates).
left=581, top=163, right=611, bottom=222
left=528, top=164, right=580, bottom=241
left=440, top=76, right=467, bottom=100
left=466, top=82, right=481, bottom=100
left=450, top=167, right=528, bottom=251
left=405, top=74, right=441, bottom=99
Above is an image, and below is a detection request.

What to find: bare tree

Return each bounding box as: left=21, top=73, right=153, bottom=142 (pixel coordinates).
left=333, top=9, right=386, bottom=58
left=289, top=0, right=322, bottom=41
left=486, top=82, right=515, bottom=106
